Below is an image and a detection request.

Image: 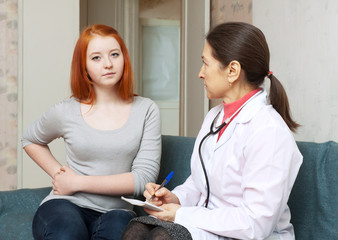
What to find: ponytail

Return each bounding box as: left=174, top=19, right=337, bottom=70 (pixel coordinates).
left=268, top=73, right=300, bottom=132
left=206, top=22, right=300, bottom=133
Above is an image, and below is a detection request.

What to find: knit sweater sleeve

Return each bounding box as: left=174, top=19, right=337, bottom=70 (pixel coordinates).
left=131, top=99, right=162, bottom=196
left=21, top=100, right=66, bottom=148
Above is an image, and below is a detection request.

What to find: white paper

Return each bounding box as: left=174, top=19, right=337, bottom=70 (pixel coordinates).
left=121, top=196, right=164, bottom=211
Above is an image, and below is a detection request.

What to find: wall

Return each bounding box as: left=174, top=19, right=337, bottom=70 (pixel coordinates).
left=253, top=0, right=338, bottom=142
left=183, top=0, right=210, bottom=137
left=209, top=0, right=252, bottom=109
left=3, top=0, right=337, bottom=189
left=139, top=0, right=181, bottom=20
left=19, top=0, right=79, bottom=188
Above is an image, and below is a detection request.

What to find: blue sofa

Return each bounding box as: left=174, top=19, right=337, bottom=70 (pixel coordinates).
left=1, top=135, right=337, bottom=239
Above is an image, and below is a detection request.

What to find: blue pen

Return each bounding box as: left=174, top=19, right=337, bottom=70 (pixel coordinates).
left=149, top=171, right=174, bottom=202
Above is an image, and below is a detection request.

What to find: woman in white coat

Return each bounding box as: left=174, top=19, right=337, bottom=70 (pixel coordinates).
left=122, top=22, right=303, bottom=240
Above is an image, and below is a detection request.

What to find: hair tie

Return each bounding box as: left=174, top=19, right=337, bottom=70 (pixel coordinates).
left=267, top=71, right=273, bottom=78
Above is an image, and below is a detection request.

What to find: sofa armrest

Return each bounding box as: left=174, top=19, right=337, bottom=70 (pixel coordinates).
left=0, top=187, right=51, bottom=214
left=0, top=187, right=51, bottom=240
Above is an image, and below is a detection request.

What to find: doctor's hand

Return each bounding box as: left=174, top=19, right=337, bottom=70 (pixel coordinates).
left=144, top=183, right=180, bottom=206
left=52, top=166, right=80, bottom=196
left=144, top=203, right=181, bottom=222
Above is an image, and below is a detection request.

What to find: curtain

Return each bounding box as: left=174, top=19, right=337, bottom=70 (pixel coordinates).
left=0, top=0, right=18, bottom=190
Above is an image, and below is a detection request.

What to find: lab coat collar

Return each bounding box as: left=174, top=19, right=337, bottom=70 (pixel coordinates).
left=214, top=89, right=268, bottom=149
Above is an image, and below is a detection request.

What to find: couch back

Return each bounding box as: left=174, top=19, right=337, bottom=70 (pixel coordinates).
left=288, top=141, right=338, bottom=239
left=157, top=135, right=195, bottom=190
left=133, top=135, right=196, bottom=216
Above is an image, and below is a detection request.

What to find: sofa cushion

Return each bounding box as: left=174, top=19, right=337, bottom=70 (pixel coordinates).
left=289, top=141, right=338, bottom=239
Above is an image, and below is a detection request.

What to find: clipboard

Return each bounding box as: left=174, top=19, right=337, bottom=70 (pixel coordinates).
left=121, top=196, right=164, bottom=211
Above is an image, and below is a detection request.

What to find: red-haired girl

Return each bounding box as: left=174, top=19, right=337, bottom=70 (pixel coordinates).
left=22, top=24, right=161, bottom=240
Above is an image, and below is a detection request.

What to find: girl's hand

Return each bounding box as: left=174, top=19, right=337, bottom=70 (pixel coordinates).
left=144, top=203, right=181, bottom=222
left=52, top=166, right=80, bottom=195
left=144, top=183, right=180, bottom=206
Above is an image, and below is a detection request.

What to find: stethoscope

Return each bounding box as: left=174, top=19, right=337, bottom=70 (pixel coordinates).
left=198, top=90, right=263, bottom=208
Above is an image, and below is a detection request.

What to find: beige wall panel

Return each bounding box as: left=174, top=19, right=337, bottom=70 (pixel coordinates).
left=20, top=0, right=79, bottom=188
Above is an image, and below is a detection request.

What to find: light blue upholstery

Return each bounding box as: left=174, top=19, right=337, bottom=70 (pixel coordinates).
left=0, top=136, right=337, bottom=239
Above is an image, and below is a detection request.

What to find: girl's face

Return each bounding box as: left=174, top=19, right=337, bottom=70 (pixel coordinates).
left=86, top=35, right=124, bottom=90
left=198, top=42, right=230, bottom=100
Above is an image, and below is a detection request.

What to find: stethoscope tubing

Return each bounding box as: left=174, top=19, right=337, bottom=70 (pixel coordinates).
left=198, top=90, right=263, bottom=208
left=198, top=119, right=226, bottom=208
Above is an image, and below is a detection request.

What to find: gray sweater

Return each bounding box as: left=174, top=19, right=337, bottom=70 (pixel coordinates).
left=22, top=96, right=161, bottom=213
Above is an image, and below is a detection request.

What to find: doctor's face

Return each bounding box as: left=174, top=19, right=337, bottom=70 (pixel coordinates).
left=198, top=42, right=230, bottom=100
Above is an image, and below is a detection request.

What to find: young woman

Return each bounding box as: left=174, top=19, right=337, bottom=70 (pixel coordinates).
left=22, top=24, right=161, bottom=240
left=122, top=22, right=303, bottom=240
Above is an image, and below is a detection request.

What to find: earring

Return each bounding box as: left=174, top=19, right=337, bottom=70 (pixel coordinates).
left=228, top=81, right=232, bottom=86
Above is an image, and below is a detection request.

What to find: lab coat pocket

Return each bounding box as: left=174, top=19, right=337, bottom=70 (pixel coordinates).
left=212, top=144, right=244, bottom=206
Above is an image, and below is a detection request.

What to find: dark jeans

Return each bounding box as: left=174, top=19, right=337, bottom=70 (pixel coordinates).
left=32, top=199, right=135, bottom=240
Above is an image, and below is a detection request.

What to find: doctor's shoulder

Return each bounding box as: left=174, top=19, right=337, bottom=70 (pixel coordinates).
left=248, top=105, right=295, bottom=136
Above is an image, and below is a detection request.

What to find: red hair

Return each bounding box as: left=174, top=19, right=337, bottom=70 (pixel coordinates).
left=70, top=24, right=134, bottom=104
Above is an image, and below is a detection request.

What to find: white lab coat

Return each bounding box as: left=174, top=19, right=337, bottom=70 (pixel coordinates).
left=172, top=90, right=303, bottom=240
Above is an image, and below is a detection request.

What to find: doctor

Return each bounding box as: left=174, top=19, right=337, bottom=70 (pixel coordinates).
left=122, top=22, right=303, bottom=240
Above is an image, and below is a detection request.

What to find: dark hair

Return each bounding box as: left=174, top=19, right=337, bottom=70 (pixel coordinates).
left=207, top=22, right=299, bottom=132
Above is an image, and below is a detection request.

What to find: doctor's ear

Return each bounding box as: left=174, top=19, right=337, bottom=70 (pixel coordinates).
left=227, top=60, right=241, bottom=83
